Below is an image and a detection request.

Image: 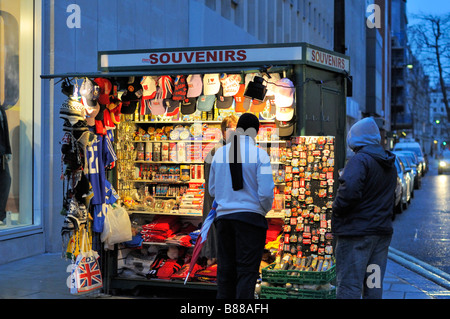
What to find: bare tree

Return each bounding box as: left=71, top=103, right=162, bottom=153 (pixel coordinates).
left=408, top=13, right=450, bottom=123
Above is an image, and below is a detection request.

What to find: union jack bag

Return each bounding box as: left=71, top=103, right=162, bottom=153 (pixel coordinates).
left=70, top=228, right=103, bottom=294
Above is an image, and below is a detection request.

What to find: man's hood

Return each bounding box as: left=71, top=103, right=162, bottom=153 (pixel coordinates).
left=347, top=117, right=381, bottom=151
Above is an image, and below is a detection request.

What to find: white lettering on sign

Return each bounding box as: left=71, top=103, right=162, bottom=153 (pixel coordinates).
left=306, top=48, right=349, bottom=72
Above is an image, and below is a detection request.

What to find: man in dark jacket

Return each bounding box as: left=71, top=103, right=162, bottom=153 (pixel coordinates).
left=332, top=117, right=397, bottom=299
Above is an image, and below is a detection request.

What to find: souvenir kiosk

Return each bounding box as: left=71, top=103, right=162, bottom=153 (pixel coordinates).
left=41, top=42, right=349, bottom=297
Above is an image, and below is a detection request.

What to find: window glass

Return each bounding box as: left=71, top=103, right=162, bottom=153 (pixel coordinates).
left=0, top=0, right=35, bottom=230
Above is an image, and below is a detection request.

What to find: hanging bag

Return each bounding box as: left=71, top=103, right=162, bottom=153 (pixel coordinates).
left=101, top=205, right=132, bottom=250
left=69, top=227, right=103, bottom=295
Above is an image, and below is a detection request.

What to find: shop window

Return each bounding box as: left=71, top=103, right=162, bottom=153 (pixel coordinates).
left=0, top=0, right=36, bottom=231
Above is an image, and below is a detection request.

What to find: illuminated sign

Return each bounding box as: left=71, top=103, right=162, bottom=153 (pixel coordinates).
left=99, top=46, right=303, bottom=70
left=306, top=47, right=350, bottom=72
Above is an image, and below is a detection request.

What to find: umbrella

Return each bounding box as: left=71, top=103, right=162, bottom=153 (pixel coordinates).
left=184, top=200, right=217, bottom=284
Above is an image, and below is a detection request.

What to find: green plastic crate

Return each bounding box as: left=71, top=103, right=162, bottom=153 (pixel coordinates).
left=287, top=287, right=336, bottom=299
left=260, top=285, right=287, bottom=299
left=262, top=263, right=336, bottom=285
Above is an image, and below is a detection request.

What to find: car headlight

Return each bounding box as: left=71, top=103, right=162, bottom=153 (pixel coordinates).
left=439, top=161, right=447, bottom=168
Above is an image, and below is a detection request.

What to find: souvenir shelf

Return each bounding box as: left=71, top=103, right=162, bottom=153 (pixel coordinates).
left=259, top=136, right=337, bottom=299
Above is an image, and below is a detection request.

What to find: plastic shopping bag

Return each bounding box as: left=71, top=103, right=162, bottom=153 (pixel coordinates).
left=69, top=227, right=103, bottom=295
left=101, top=205, right=132, bottom=249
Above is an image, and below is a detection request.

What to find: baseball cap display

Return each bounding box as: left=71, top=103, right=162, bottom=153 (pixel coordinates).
left=249, top=97, right=267, bottom=113
left=150, top=87, right=166, bottom=115
left=215, top=84, right=234, bottom=109
left=172, top=75, right=187, bottom=101
left=94, top=78, right=112, bottom=106
left=203, top=73, right=220, bottom=95
left=276, top=116, right=296, bottom=137
left=197, top=94, right=215, bottom=111
left=164, top=98, right=180, bottom=116
left=220, top=73, right=241, bottom=96
left=276, top=103, right=294, bottom=121
left=186, top=74, right=202, bottom=97
left=234, top=84, right=246, bottom=112
left=158, top=76, right=174, bottom=99
left=141, top=76, right=157, bottom=99
left=121, top=77, right=143, bottom=102
left=181, top=97, right=197, bottom=114
left=273, top=78, right=294, bottom=107
left=80, top=78, right=100, bottom=107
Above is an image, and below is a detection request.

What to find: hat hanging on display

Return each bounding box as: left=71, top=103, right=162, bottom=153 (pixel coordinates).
left=109, top=103, right=121, bottom=124
left=61, top=78, right=74, bottom=97
left=158, top=75, right=174, bottom=99
left=172, top=75, right=188, bottom=101
left=244, top=76, right=267, bottom=102
left=60, top=98, right=86, bottom=124
left=121, top=77, right=143, bottom=102
left=149, top=87, right=166, bottom=115
left=220, top=73, right=241, bottom=96
left=234, top=84, right=246, bottom=112
left=276, top=116, right=296, bottom=137
left=181, top=97, right=197, bottom=115
left=80, top=78, right=100, bottom=107
left=164, top=98, right=180, bottom=116
left=258, top=96, right=276, bottom=121
left=263, top=73, right=281, bottom=96
left=275, top=102, right=294, bottom=122
left=94, top=78, right=112, bottom=106
left=273, top=78, right=294, bottom=107
left=203, top=73, right=220, bottom=95
left=141, top=76, right=157, bottom=100
left=216, top=95, right=234, bottom=109
left=249, top=96, right=267, bottom=113
left=186, top=74, right=202, bottom=98
left=120, top=100, right=138, bottom=114
left=197, top=95, right=215, bottom=112
left=215, top=85, right=234, bottom=109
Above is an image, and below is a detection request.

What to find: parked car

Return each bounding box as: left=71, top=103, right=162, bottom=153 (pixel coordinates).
left=395, top=153, right=415, bottom=199
left=395, top=151, right=422, bottom=189
left=438, top=150, right=450, bottom=175
left=394, top=156, right=411, bottom=213
left=393, top=141, right=426, bottom=176
left=393, top=170, right=403, bottom=215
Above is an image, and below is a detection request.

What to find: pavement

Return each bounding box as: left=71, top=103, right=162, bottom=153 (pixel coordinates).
left=0, top=249, right=449, bottom=300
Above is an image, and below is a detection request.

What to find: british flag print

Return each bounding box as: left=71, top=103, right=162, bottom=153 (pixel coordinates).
left=77, top=255, right=102, bottom=292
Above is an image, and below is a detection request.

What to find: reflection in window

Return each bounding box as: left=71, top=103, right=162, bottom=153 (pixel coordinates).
left=0, top=1, right=34, bottom=230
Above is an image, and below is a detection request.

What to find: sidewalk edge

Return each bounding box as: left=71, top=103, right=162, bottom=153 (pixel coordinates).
left=388, top=247, right=450, bottom=291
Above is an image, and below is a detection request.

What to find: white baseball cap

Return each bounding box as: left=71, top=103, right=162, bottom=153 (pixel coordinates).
left=203, top=73, right=220, bottom=95
left=274, top=78, right=294, bottom=108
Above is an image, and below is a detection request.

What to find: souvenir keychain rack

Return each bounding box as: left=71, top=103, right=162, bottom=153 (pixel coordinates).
left=261, top=136, right=337, bottom=299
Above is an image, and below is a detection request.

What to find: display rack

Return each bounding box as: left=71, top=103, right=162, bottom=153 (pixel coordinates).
left=105, top=81, right=288, bottom=294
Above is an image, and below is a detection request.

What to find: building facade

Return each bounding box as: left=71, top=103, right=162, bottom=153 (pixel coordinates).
left=430, top=86, right=450, bottom=155
left=0, top=0, right=341, bottom=264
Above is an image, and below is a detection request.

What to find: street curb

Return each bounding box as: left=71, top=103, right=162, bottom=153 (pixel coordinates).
left=388, top=247, right=450, bottom=290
